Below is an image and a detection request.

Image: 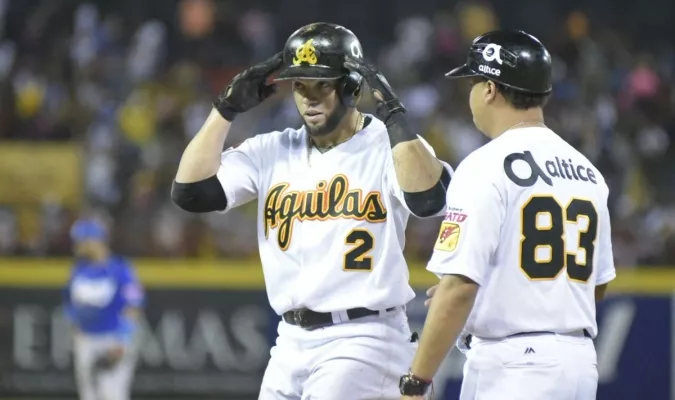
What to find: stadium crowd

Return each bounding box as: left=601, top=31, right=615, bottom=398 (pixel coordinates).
left=0, top=0, right=674, bottom=267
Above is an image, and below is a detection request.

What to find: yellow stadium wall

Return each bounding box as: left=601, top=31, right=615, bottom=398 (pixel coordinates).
left=0, top=258, right=673, bottom=294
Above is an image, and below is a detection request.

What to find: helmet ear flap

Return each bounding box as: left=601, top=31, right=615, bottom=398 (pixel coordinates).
left=340, top=71, right=363, bottom=108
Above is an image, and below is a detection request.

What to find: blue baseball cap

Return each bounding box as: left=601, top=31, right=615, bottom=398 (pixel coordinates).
left=70, top=219, right=108, bottom=243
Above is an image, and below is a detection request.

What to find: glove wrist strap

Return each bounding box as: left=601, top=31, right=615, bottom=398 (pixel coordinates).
left=384, top=112, right=417, bottom=147
left=376, top=99, right=406, bottom=123
left=212, top=100, right=238, bottom=122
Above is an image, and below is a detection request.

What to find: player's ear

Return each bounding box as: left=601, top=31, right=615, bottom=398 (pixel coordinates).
left=484, top=80, right=498, bottom=104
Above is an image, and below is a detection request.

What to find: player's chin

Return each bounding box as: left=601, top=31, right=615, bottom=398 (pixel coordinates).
left=305, top=121, right=330, bottom=136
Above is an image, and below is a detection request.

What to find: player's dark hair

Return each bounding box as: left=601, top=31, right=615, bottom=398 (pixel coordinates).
left=494, top=82, right=550, bottom=110
left=471, top=77, right=550, bottom=110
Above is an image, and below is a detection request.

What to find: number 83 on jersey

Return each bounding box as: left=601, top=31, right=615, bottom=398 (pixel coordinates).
left=520, top=195, right=598, bottom=283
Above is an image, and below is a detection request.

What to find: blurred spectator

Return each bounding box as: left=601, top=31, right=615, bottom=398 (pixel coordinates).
left=0, top=0, right=673, bottom=269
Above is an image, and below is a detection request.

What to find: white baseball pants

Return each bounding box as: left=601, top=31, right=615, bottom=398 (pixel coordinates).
left=73, top=333, right=137, bottom=400
left=459, top=330, right=598, bottom=400
left=259, top=308, right=416, bottom=400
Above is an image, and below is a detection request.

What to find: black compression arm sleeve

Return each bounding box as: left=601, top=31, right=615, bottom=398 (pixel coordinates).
left=171, top=175, right=228, bottom=213
left=402, top=167, right=451, bottom=217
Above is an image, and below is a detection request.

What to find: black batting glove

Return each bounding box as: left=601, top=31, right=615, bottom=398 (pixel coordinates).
left=344, top=56, right=417, bottom=146
left=343, top=56, right=406, bottom=125
left=213, top=52, right=283, bottom=121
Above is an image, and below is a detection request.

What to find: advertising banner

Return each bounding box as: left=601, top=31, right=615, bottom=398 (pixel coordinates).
left=0, top=288, right=274, bottom=399
left=0, top=262, right=672, bottom=399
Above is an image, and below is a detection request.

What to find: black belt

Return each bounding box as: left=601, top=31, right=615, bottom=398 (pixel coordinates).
left=283, top=307, right=397, bottom=330
left=464, top=329, right=592, bottom=349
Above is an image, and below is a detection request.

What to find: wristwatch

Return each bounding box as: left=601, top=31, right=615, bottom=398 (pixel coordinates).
left=399, top=371, right=432, bottom=396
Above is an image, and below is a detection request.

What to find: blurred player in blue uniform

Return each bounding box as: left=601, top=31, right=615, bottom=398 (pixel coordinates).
left=63, top=218, right=145, bottom=400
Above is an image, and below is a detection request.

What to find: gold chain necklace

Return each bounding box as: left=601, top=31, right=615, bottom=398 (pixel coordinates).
left=503, top=120, right=546, bottom=134
left=307, top=113, right=364, bottom=164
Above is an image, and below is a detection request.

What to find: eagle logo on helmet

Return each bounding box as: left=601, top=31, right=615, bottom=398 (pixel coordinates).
left=293, top=39, right=318, bottom=66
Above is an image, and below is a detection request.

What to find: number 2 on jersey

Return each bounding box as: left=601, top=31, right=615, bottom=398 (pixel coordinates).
left=520, top=196, right=598, bottom=283
left=344, top=229, right=374, bottom=271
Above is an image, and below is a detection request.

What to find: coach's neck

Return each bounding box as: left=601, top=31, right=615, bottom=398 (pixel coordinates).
left=310, top=108, right=362, bottom=150
left=486, top=106, right=545, bottom=139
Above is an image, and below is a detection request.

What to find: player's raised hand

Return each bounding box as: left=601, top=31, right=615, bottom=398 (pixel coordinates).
left=343, top=56, right=406, bottom=124
left=213, top=52, right=284, bottom=121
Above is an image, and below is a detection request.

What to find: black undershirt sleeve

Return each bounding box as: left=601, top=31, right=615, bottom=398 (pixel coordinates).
left=402, top=167, right=451, bottom=217
left=171, top=175, right=228, bottom=213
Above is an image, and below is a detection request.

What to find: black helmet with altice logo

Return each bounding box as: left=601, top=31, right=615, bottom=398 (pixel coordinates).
left=445, top=30, right=553, bottom=95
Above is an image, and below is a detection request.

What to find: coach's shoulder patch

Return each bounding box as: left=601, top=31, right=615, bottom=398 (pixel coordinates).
left=434, top=207, right=467, bottom=252
left=434, top=221, right=460, bottom=252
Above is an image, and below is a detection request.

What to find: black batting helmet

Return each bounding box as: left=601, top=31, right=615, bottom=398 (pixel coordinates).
left=275, top=22, right=364, bottom=107
left=445, top=30, right=552, bottom=95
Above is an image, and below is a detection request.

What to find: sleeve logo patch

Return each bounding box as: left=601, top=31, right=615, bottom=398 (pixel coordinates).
left=434, top=222, right=461, bottom=252
left=444, top=210, right=467, bottom=222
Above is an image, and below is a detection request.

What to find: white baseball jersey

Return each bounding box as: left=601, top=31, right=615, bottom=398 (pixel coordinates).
left=426, top=127, right=616, bottom=339
left=217, top=115, right=452, bottom=315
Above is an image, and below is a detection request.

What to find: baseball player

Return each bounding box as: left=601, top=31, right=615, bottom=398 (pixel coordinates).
left=398, top=30, right=616, bottom=399
left=63, top=218, right=144, bottom=400
left=171, top=23, right=453, bottom=399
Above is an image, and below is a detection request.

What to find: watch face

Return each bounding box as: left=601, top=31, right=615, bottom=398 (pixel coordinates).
left=399, top=375, right=407, bottom=392
left=399, top=374, right=430, bottom=396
